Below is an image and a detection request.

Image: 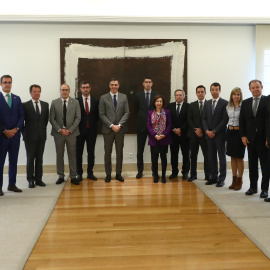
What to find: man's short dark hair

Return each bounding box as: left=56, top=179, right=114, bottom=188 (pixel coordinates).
left=210, top=82, right=221, bottom=90
left=143, top=77, right=152, bottom=82
left=109, top=78, right=119, bottom=84
left=249, top=79, right=262, bottom=87
left=196, top=85, right=206, bottom=92
left=29, top=84, right=41, bottom=93
left=1, top=75, right=12, bottom=83
left=80, top=81, right=91, bottom=87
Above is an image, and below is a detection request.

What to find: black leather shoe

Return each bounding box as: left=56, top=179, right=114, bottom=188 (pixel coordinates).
left=28, top=180, right=35, bottom=188
left=205, top=178, right=218, bottom=185
left=260, top=191, right=268, bottom=198
left=188, top=175, right=197, bottom=182
left=0, top=188, right=4, bottom=196
left=87, top=174, right=97, bottom=180
left=153, top=176, right=159, bottom=183
left=182, top=174, right=188, bottom=180
left=216, top=180, right=224, bottom=187
left=162, top=177, right=166, bottom=183
left=116, top=174, right=124, bottom=182
left=8, top=185, right=22, bottom=192
left=136, top=172, right=143, bottom=179
left=245, top=188, right=257, bottom=195
left=105, top=175, right=111, bottom=182
left=71, top=178, right=80, bottom=185
left=36, top=180, right=46, bottom=187
left=264, top=197, right=270, bottom=202
left=56, top=178, right=64, bottom=185
left=169, top=174, right=178, bottom=179
left=77, top=175, right=83, bottom=182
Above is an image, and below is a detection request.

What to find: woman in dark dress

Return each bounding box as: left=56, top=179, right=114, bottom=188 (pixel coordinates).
left=226, top=87, right=245, bottom=190
left=147, top=95, right=172, bottom=183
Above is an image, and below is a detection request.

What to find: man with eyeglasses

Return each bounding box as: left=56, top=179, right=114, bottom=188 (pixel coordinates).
left=76, top=81, right=99, bottom=182
left=0, top=75, right=24, bottom=196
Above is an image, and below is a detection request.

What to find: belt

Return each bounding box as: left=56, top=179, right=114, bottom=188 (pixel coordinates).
left=228, top=125, right=239, bottom=130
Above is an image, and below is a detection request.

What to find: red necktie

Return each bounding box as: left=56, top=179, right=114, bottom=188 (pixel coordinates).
left=85, top=97, right=89, bottom=128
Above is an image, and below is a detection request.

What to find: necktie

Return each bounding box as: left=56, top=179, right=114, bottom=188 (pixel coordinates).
left=6, top=93, right=12, bottom=108
left=85, top=97, right=89, bottom=128
left=114, top=95, right=117, bottom=109
left=212, top=100, right=216, bottom=115
left=177, top=103, right=180, bottom=117
left=35, top=101, right=40, bottom=117
left=199, top=101, right=203, bottom=115
left=252, top=97, right=259, bottom=117
left=63, top=100, right=67, bottom=127
left=146, top=92, right=150, bottom=109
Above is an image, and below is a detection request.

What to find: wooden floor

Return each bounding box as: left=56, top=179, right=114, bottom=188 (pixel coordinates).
left=24, top=176, right=270, bottom=270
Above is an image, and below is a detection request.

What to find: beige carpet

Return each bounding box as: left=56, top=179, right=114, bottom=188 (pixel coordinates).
left=0, top=174, right=65, bottom=270
left=194, top=171, right=270, bottom=259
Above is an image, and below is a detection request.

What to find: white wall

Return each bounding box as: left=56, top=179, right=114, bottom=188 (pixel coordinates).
left=0, top=22, right=255, bottom=166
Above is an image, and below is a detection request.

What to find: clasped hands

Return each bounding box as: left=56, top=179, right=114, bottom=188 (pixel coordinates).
left=111, top=124, right=121, bottom=133
left=59, top=129, right=71, bottom=136
left=155, top=134, right=165, bottom=141
left=3, top=128, right=18, bottom=138
left=206, top=130, right=215, bottom=138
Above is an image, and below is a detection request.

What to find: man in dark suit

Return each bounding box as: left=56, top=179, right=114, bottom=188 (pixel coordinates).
left=99, top=78, right=130, bottom=182
left=239, top=79, right=269, bottom=199
left=0, top=75, right=24, bottom=196
left=167, top=89, right=190, bottom=180
left=76, top=81, right=99, bottom=181
left=202, top=82, right=228, bottom=187
left=50, top=84, right=81, bottom=185
left=133, top=77, right=158, bottom=179
left=187, top=85, right=210, bottom=181
left=22, top=84, right=49, bottom=188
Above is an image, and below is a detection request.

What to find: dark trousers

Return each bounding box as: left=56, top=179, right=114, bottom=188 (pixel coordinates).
left=189, top=137, right=210, bottom=178
left=248, top=137, right=269, bottom=191
left=151, top=150, right=167, bottom=177
left=170, top=136, right=190, bottom=175
left=136, top=130, right=148, bottom=173
left=0, top=135, right=20, bottom=187
left=76, top=130, right=97, bottom=176
left=24, top=140, right=46, bottom=182
left=207, top=136, right=226, bottom=181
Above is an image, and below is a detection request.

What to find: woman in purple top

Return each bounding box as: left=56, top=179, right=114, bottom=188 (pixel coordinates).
left=147, top=95, right=172, bottom=183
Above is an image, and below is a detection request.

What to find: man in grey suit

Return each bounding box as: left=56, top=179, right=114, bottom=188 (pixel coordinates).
left=22, top=84, right=49, bottom=188
left=50, top=84, right=81, bottom=185
left=99, top=78, right=130, bottom=182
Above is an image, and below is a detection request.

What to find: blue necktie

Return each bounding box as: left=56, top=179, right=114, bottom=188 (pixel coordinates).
left=146, top=92, right=150, bottom=109
left=114, top=95, right=117, bottom=109
left=7, top=93, right=12, bottom=108
left=35, top=101, right=40, bottom=117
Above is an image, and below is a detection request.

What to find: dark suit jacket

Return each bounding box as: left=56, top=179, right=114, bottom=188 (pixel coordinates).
left=22, top=100, right=49, bottom=142
left=134, top=90, right=158, bottom=132
left=187, top=100, right=206, bottom=138
left=77, top=96, right=99, bottom=136
left=99, top=92, right=130, bottom=134
left=167, top=101, right=189, bottom=139
left=202, top=98, right=228, bottom=140
left=147, top=109, right=172, bottom=146
left=0, top=92, right=24, bottom=138
left=240, top=95, right=267, bottom=143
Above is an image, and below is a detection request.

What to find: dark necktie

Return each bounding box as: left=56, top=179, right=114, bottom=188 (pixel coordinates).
left=199, top=101, right=203, bottom=115
left=253, top=97, right=259, bottom=117
left=176, top=103, right=180, bottom=117
left=35, top=101, right=40, bottom=117
left=85, top=97, right=89, bottom=128
left=146, top=92, right=150, bottom=109
left=212, top=100, right=216, bottom=115
left=114, top=95, right=117, bottom=109
left=63, top=100, right=67, bottom=127
left=7, top=93, right=12, bottom=108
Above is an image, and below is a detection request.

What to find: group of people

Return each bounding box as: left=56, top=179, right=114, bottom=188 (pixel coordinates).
left=1, top=75, right=270, bottom=202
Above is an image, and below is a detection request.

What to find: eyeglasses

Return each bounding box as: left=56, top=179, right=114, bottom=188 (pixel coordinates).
left=2, top=81, right=12, bottom=84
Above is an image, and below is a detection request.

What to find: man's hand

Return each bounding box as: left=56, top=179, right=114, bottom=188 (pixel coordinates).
left=112, top=125, right=121, bottom=133
left=3, top=128, right=17, bottom=138
left=173, top=128, right=181, bottom=136
left=59, top=129, right=70, bottom=136
left=194, top=128, right=203, bottom=137
left=241, top=136, right=249, bottom=147
left=206, top=130, right=215, bottom=139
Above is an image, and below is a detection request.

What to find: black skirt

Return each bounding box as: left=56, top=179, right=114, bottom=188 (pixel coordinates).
left=226, top=128, right=245, bottom=158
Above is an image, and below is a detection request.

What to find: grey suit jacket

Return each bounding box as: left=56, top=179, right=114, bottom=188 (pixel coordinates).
left=99, top=92, right=130, bottom=134
left=50, top=97, right=81, bottom=137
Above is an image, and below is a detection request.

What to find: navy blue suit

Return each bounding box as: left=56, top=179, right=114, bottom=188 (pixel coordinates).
left=202, top=98, right=228, bottom=181
left=0, top=92, right=24, bottom=187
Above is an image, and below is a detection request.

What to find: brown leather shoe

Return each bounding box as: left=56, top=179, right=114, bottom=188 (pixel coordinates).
left=0, top=188, right=4, bottom=196
left=8, top=185, right=22, bottom=192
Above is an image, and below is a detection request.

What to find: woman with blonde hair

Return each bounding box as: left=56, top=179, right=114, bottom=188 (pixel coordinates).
left=226, top=87, right=246, bottom=190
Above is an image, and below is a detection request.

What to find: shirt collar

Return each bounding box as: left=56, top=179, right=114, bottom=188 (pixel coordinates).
left=110, top=91, right=118, bottom=98
left=144, top=89, right=152, bottom=94
left=62, top=97, right=69, bottom=102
